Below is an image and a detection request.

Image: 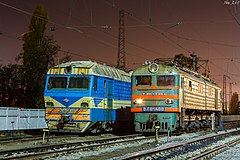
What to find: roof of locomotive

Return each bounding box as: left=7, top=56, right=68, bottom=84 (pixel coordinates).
left=47, top=61, right=131, bottom=82
left=133, top=62, right=218, bottom=86
left=133, top=63, right=179, bottom=75
left=54, top=61, right=95, bottom=68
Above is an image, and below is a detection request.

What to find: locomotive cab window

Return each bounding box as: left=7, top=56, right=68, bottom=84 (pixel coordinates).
left=69, top=77, right=90, bottom=90
left=157, top=75, right=175, bottom=86
left=48, top=77, right=67, bottom=90
left=135, top=76, right=152, bottom=86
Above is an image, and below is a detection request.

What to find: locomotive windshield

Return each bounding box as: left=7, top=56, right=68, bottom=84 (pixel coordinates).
left=69, top=77, right=90, bottom=90
left=47, top=76, right=90, bottom=90
left=47, top=77, right=67, bottom=90
left=135, top=76, right=152, bottom=86
left=157, top=75, right=175, bottom=86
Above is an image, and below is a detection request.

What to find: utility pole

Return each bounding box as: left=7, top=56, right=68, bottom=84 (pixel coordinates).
left=117, top=10, right=126, bottom=70
left=223, top=75, right=226, bottom=114
left=229, top=82, right=232, bottom=108
left=229, top=82, right=236, bottom=113
left=223, top=74, right=232, bottom=114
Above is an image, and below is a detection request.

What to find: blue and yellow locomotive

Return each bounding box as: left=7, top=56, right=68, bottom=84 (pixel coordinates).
left=131, top=60, right=222, bottom=132
left=44, top=61, right=133, bottom=133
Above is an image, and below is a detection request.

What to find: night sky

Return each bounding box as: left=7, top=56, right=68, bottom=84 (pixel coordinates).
left=1, top=0, right=240, bottom=94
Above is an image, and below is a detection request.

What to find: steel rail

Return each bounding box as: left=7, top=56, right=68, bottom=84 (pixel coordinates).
left=117, top=129, right=240, bottom=160
left=0, top=134, right=79, bottom=144
left=0, top=134, right=149, bottom=159
left=188, top=138, right=240, bottom=160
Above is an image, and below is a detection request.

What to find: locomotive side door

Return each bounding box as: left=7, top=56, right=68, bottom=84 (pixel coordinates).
left=103, top=80, right=114, bottom=121
left=104, top=80, right=113, bottom=108
left=179, top=76, right=185, bottom=128
left=107, top=80, right=113, bottom=108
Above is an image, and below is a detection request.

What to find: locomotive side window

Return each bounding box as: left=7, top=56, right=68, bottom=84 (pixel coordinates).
left=136, top=76, right=152, bottom=86
left=157, top=75, right=175, bottom=86
left=181, top=77, right=184, bottom=88
left=48, top=77, right=67, bottom=90
left=208, top=87, right=213, bottom=96
left=187, top=80, right=192, bottom=91
left=198, top=84, right=203, bottom=94
left=69, top=77, right=89, bottom=90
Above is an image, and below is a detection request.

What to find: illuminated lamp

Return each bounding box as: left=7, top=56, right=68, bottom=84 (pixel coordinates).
left=134, top=99, right=143, bottom=104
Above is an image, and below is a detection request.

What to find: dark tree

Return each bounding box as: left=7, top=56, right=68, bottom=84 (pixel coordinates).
left=230, top=92, right=239, bottom=114
left=16, top=5, right=60, bottom=108
left=59, top=50, right=72, bottom=64
left=0, top=64, right=25, bottom=107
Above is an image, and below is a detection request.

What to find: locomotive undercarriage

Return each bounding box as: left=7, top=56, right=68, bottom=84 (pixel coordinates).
left=178, top=109, right=221, bottom=131
left=51, top=120, right=114, bottom=134
left=86, top=121, right=114, bottom=133
left=54, top=120, right=134, bottom=134
left=134, top=109, right=221, bottom=133
left=48, top=107, right=135, bottom=134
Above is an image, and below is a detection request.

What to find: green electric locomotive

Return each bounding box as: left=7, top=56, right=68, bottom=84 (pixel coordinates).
left=131, top=60, right=222, bottom=132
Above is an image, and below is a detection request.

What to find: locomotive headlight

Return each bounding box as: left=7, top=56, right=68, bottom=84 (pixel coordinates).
left=81, top=102, right=89, bottom=108
left=134, top=99, right=143, bottom=104
left=148, top=63, right=159, bottom=73
left=165, top=99, right=174, bottom=104
left=46, top=102, right=54, bottom=106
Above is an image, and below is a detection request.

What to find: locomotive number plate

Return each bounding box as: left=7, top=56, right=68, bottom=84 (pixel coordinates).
left=142, top=106, right=165, bottom=112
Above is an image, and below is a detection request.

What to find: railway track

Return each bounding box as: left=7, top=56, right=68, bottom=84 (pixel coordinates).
left=1, top=120, right=235, bottom=145
left=223, top=121, right=240, bottom=130
left=0, top=134, right=79, bottom=144
left=116, top=129, right=240, bottom=160
left=189, top=138, right=240, bottom=160
left=0, top=134, right=150, bottom=159
left=0, top=121, right=239, bottom=159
